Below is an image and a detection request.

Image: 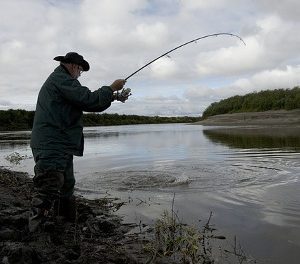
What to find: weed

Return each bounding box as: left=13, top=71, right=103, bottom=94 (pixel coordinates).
left=144, top=194, right=256, bottom=263
left=5, top=152, right=28, bottom=165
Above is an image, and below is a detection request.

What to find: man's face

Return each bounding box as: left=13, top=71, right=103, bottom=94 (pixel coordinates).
left=71, top=64, right=83, bottom=79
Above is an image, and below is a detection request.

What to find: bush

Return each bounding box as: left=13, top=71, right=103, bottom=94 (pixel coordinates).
left=202, top=87, right=300, bottom=118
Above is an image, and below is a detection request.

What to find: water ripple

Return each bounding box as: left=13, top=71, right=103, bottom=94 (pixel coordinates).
left=77, top=170, right=191, bottom=191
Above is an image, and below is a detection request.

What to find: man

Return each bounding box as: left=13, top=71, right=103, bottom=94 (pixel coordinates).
left=29, top=52, right=130, bottom=232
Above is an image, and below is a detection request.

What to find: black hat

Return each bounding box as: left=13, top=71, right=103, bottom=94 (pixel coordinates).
left=54, top=52, right=90, bottom=71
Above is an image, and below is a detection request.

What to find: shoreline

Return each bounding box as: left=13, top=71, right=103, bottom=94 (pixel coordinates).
left=0, top=167, right=150, bottom=263
left=0, top=167, right=258, bottom=263
left=194, top=109, right=300, bottom=126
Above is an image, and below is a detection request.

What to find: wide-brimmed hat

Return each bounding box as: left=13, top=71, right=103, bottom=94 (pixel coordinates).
left=54, top=52, right=90, bottom=71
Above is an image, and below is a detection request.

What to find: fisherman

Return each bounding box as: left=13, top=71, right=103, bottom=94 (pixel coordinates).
left=29, top=52, right=130, bottom=232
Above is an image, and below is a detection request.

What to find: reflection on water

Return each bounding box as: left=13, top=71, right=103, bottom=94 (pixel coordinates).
left=1, top=124, right=300, bottom=263
left=0, top=131, right=31, bottom=149
left=203, top=127, right=300, bottom=149
left=200, top=126, right=300, bottom=263
left=0, top=131, right=31, bottom=141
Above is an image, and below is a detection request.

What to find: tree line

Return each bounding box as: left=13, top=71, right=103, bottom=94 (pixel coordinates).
left=0, top=109, right=201, bottom=131
left=202, top=86, right=300, bottom=118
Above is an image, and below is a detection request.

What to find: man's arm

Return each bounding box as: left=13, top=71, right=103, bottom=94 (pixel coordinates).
left=58, top=79, right=126, bottom=112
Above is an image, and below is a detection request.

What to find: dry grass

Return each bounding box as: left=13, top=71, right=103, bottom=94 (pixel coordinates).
left=144, top=195, right=256, bottom=264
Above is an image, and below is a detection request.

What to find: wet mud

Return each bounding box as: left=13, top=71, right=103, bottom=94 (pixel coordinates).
left=0, top=168, right=152, bottom=264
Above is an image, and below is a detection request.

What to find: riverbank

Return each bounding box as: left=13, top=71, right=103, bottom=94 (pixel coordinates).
left=0, top=168, right=153, bottom=264
left=195, top=109, right=300, bottom=126
left=0, top=167, right=257, bottom=264
left=0, top=109, right=201, bottom=131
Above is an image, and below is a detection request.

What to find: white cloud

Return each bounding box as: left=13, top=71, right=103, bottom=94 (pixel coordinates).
left=256, top=0, right=300, bottom=21
left=180, top=0, right=233, bottom=10
left=108, top=95, right=203, bottom=117
left=0, top=0, right=299, bottom=116
left=183, top=65, right=300, bottom=109
left=133, top=22, right=169, bottom=47
left=150, top=56, right=178, bottom=79
left=232, top=65, right=300, bottom=92
left=0, top=40, right=24, bottom=64
left=196, top=36, right=264, bottom=76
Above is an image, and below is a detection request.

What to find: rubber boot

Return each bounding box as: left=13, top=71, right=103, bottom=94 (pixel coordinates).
left=54, top=195, right=77, bottom=223
left=28, top=197, right=50, bottom=232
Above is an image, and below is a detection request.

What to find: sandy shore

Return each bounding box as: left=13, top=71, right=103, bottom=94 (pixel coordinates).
left=194, top=109, right=300, bottom=126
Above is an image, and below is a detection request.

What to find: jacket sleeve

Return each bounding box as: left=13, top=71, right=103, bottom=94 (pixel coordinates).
left=58, top=78, right=113, bottom=112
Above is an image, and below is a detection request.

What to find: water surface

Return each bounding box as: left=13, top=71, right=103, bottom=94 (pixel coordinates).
left=0, top=124, right=299, bottom=263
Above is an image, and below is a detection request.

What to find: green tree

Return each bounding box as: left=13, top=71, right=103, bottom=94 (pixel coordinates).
left=202, top=86, right=300, bottom=118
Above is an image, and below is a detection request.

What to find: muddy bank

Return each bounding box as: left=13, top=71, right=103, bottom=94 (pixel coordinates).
left=0, top=170, right=260, bottom=263
left=195, top=109, right=300, bottom=126
left=0, top=168, right=154, bottom=264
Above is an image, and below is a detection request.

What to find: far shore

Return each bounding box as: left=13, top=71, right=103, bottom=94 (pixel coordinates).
left=194, top=109, right=300, bottom=126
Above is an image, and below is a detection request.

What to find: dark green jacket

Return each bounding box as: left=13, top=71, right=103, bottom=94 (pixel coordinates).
left=30, top=65, right=113, bottom=156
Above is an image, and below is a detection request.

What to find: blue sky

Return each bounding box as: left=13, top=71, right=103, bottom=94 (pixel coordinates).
left=0, top=0, right=300, bottom=116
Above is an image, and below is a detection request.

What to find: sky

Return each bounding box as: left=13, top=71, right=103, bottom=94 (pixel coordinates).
left=0, top=0, right=300, bottom=116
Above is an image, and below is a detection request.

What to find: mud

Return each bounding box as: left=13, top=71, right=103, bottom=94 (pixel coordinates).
left=0, top=168, right=153, bottom=264
left=195, top=109, right=300, bottom=126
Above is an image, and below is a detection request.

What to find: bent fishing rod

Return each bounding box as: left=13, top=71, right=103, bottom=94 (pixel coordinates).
left=125, top=32, right=245, bottom=81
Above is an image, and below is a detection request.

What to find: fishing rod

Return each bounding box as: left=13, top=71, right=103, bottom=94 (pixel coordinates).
left=116, top=33, right=245, bottom=102
left=125, top=32, right=245, bottom=81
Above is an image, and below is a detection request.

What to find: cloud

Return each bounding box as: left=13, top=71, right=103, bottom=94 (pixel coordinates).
left=150, top=56, right=178, bottom=79
left=0, top=100, right=12, bottom=108
left=106, top=94, right=203, bottom=117
left=183, top=65, right=300, bottom=109
left=194, top=14, right=300, bottom=78
left=195, top=36, right=264, bottom=76
left=180, top=0, right=234, bottom=10
left=232, top=65, right=300, bottom=92
left=256, top=0, right=300, bottom=21
left=133, top=22, right=169, bottom=47
left=0, top=0, right=299, bottom=116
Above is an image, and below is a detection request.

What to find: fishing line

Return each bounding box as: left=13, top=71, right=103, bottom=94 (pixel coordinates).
left=125, top=32, right=245, bottom=81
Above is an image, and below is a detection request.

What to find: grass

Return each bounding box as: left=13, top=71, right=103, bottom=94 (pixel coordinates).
left=144, top=194, right=256, bottom=264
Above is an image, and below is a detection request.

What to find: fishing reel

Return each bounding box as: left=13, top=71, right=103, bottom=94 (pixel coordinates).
left=114, top=88, right=132, bottom=103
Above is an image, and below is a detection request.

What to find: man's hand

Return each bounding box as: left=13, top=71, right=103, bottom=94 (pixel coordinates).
left=113, top=88, right=132, bottom=103
left=110, top=79, right=126, bottom=92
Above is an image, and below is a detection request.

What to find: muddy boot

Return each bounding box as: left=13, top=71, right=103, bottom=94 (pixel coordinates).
left=54, top=195, right=77, bottom=223
left=28, top=198, right=50, bottom=233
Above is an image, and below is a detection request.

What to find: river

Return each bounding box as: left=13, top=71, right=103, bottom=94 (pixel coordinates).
left=0, top=123, right=299, bottom=263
